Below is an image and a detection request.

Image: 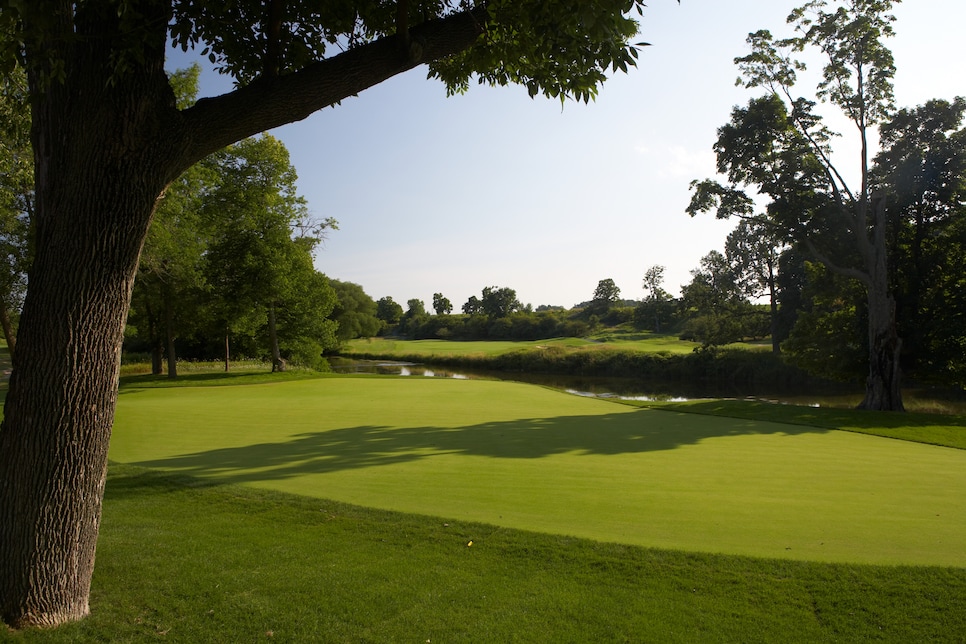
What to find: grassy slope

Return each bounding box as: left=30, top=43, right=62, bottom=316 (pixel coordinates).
left=6, top=464, right=964, bottom=643
left=109, top=376, right=966, bottom=567
left=5, top=372, right=966, bottom=641
left=341, top=332, right=702, bottom=357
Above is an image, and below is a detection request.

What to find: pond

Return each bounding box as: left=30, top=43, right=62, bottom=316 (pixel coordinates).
left=327, top=357, right=845, bottom=404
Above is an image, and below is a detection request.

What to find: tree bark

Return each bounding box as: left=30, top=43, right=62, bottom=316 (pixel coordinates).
left=0, top=99, right=166, bottom=629
left=857, top=197, right=904, bottom=411
left=164, top=288, right=178, bottom=379
left=224, top=326, right=231, bottom=372
left=0, top=295, right=17, bottom=362
left=268, top=305, right=285, bottom=372
left=859, top=288, right=904, bottom=411
left=0, top=1, right=486, bottom=629
left=144, top=299, right=164, bottom=375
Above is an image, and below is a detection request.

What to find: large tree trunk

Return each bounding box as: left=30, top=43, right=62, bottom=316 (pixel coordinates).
left=0, top=138, right=164, bottom=628
left=859, top=287, right=904, bottom=411
left=0, top=2, right=485, bottom=629
left=0, top=4, right=176, bottom=628
left=857, top=196, right=904, bottom=411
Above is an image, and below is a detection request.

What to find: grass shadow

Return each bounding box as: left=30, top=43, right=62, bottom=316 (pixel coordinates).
left=131, top=408, right=828, bottom=486
left=118, top=369, right=325, bottom=392
left=633, top=399, right=966, bottom=449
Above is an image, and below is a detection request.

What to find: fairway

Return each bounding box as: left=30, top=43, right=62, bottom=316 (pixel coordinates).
left=111, top=377, right=966, bottom=567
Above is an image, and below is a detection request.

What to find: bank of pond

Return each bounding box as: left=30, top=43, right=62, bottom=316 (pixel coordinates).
left=332, top=344, right=966, bottom=414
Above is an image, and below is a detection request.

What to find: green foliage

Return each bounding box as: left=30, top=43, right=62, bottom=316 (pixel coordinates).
left=677, top=250, right=768, bottom=347
left=782, top=263, right=867, bottom=382
left=874, top=97, right=966, bottom=385
left=592, top=277, right=620, bottom=304
left=127, top=132, right=340, bottom=370
left=784, top=0, right=897, bottom=124
left=690, top=0, right=908, bottom=409
left=586, top=277, right=621, bottom=317
left=167, top=0, right=656, bottom=103
left=398, top=308, right=592, bottom=342
left=200, top=134, right=339, bottom=367
left=432, top=292, right=452, bottom=316
left=0, top=62, right=31, bottom=348
left=635, top=265, right=675, bottom=333
left=127, top=68, right=212, bottom=371
left=430, top=0, right=650, bottom=104
left=375, top=296, right=404, bottom=330
left=480, top=285, right=521, bottom=318
left=345, top=337, right=810, bottom=388
left=329, top=280, right=381, bottom=344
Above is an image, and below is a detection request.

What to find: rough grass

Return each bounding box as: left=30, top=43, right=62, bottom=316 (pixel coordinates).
left=109, top=375, right=966, bottom=567
left=5, top=464, right=965, bottom=643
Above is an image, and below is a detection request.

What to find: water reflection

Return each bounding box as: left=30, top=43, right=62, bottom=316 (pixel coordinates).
left=329, top=358, right=959, bottom=412
left=330, top=358, right=707, bottom=402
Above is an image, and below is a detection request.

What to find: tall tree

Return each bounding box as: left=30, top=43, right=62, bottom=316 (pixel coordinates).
left=679, top=250, right=757, bottom=346
left=636, top=265, right=673, bottom=332
left=432, top=292, right=453, bottom=316
left=375, top=296, right=404, bottom=331
left=873, top=98, right=966, bottom=382
left=462, top=295, right=482, bottom=315
left=688, top=0, right=904, bottom=410
left=330, top=280, right=381, bottom=344
left=588, top=277, right=621, bottom=316
left=724, top=220, right=788, bottom=353
left=480, top=285, right=521, bottom=319
left=0, top=0, right=654, bottom=627
left=202, top=135, right=334, bottom=372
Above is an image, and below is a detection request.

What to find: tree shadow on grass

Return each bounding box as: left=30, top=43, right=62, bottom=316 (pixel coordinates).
left=130, top=409, right=830, bottom=487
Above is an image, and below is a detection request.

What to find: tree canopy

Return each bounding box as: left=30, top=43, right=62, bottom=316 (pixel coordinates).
left=688, top=0, right=905, bottom=410
left=0, top=0, right=658, bottom=629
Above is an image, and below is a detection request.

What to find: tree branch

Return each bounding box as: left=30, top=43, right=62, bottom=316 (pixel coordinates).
left=177, top=6, right=487, bottom=166
left=263, top=0, right=285, bottom=78
left=801, top=236, right=871, bottom=287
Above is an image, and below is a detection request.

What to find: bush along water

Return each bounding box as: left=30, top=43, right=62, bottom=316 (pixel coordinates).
left=345, top=345, right=825, bottom=390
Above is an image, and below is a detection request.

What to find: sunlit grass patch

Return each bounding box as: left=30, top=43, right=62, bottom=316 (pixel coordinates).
left=110, top=376, right=966, bottom=567
left=9, top=463, right=960, bottom=643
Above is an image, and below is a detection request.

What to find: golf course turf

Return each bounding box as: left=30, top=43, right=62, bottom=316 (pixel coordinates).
left=110, top=376, right=966, bottom=567
left=6, top=372, right=965, bottom=641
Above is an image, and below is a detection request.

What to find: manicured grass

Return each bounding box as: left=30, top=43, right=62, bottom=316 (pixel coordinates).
left=629, top=398, right=966, bottom=450
left=6, top=464, right=965, bottom=643
left=110, top=376, right=966, bottom=567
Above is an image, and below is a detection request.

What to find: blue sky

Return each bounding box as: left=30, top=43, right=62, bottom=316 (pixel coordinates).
left=167, top=1, right=965, bottom=310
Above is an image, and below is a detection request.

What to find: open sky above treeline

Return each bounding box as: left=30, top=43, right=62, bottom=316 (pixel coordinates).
left=166, top=0, right=965, bottom=311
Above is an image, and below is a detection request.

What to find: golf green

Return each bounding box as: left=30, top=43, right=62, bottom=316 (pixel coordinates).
left=110, top=377, right=966, bottom=566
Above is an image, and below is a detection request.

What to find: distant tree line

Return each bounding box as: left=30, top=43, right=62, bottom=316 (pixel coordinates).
left=373, top=287, right=592, bottom=341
